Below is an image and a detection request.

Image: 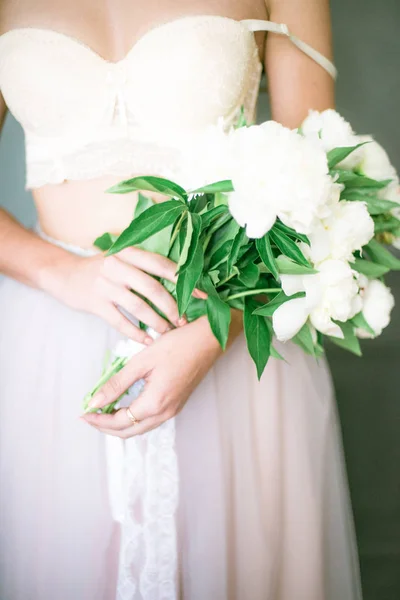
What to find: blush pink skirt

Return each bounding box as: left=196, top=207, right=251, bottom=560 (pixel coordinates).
left=0, top=236, right=362, bottom=600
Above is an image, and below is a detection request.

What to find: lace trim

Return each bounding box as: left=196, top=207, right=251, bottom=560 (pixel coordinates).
left=115, top=418, right=179, bottom=600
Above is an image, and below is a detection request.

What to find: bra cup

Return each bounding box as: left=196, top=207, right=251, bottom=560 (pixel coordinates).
left=0, top=34, right=110, bottom=136
left=123, top=19, right=258, bottom=140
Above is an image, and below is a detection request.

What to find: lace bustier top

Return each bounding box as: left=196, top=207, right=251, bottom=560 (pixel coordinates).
left=0, top=16, right=336, bottom=190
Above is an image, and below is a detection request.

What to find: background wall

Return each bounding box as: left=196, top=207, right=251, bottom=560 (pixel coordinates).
left=0, top=1, right=399, bottom=598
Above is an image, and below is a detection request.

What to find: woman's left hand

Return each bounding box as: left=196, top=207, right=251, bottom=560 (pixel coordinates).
left=81, top=314, right=241, bottom=438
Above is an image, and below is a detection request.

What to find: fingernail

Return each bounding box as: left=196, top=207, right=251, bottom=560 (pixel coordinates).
left=177, top=316, right=187, bottom=326
left=144, top=336, right=153, bottom=346
left=88, top=394, right=103, bottom=409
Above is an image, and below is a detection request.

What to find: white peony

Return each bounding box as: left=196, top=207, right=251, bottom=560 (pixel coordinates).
left=318, top=199, right=374, bottom=262
left=273, top=259, right=362, bottom=341
left=301, top=109, right=363, bottom=169
left=357, top=135, right=398, bottom=183
left=356, top=276, right=395, bottom=338
left=228, top=120, right=333, bottom=238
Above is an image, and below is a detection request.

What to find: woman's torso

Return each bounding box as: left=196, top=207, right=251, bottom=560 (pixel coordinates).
left=0, top=0, right=268, bottom=248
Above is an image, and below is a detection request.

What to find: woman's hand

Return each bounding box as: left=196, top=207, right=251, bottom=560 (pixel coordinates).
left=81, top=312, right=243, bottom=437
left=43, top=246, right=206, bottom=344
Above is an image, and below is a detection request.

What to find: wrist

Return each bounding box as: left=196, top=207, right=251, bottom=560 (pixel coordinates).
left=37, top=246, right=81, bottom=299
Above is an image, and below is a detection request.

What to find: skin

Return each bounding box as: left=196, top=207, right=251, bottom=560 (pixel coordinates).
left=0, top=0, right=335, bottom=438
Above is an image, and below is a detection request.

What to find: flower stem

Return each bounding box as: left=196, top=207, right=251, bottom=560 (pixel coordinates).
left=226, top=288, right=281, bottom=301
left=169, top=211, right=187, bottom=249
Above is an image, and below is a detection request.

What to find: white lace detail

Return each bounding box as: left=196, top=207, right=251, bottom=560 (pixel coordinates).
left=115, top=419, right=179, bottom=600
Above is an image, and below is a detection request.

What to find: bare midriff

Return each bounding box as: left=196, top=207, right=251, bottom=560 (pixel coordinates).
left=33, top=175, right=167, bottom=249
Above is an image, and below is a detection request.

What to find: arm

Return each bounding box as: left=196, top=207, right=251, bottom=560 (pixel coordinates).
left=265, top=0, right=335, bottom=127
left=82, top=0, right=337, bottom=437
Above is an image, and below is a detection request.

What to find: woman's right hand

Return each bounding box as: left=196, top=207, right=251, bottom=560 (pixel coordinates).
left=45, top=246, right=205, bottom=343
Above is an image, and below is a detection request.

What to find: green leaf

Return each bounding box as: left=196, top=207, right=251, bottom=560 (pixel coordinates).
left=244, top=297, right=271, bottom=380
left=350, top=311, right=375, bottom=336
left=363, top=197, right=400, bottom=215
left=364, top=238, right=400, bottom=270
left=269, top=228, right=310, bottom=267
left=292, top=323, right=316, bottom=356
left=188, top=194, right=208, bottom=213
left=201, top=275, right=232, bottom=350
left=276, top=255, right=317, bottom=275
left=273, top=220, right=310, bottom=246
left=227, top=228, right=248, bottom=273
left=190, top=180, right=234, bottom=195
left=177, top=213, right=193, bottom=270
left=238, top=262, right=260, bottom=287
left=134, top=192, right=154, bottom=216
left=134, top=194, right=172, bottom=256
left=94, top=232, right=117, bottom=251
left=374, top=215, right=400, bottom=234
left=334, top=170, right=392, bottom=189
left=352, top=258, right=390, bottom=278
left=209, top=240, right=233, bottom=270
left=179, top=214, right=202, bottom=273
left=107, top=201, right=186, bottom=255
left=253, top=291, right=306, bottom=316
left=256, top=235, right=280, bottom=281
left=200, top=205, right=229, bottom=229
left=107, top=176, right=187, bottom=201
left=327, top=143, right=367, bottom=169
left=208, top=219, right=240, bottom=258
left=329, top=322, right=362, bottom=356
left=185, top=297, right=207, bottom=322
left=176, top=243, right=204, bottom=316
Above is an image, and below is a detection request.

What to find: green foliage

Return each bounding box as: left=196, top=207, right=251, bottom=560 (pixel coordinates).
left=327, top=143, right=367, bottom=169
left=269, top=228, right=310, bottom=267
left=94, top=232, right=117, bottom=251
left=202, top=275, right=232, bottom=350
left=107, top=201, right=186, bottom=255
left=107, top=175, right=187, bottom=201
left=244, top=297, right=271, bottom=379
left=256, top=234, right=279, bottom=280
left=253, top=291, right=306, bottom=317
left=364, top=239, right=400, bottom=270
left=329, top=322, right=362, bottom=356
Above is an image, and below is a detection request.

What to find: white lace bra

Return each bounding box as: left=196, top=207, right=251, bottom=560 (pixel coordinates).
left=0, top=16, right=336, bottom=190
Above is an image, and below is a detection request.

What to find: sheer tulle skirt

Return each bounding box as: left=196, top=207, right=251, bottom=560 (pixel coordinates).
left=0, top=272, right=362, bottom=599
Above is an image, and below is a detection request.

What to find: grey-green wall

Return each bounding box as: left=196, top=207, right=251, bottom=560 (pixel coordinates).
left=0, top=1, right=399, bottom=598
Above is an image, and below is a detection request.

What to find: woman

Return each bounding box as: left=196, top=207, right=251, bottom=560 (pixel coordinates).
left=0, top=0, right=363, bottom=598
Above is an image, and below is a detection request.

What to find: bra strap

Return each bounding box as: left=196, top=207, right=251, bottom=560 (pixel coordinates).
left=242, top=19, right=337, bottom=80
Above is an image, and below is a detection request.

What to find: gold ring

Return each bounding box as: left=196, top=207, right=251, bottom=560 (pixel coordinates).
left=126, top=407, right=139, bottom=425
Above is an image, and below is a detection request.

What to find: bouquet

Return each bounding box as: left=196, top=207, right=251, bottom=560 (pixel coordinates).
left=83, top=109, right=399, bottom=412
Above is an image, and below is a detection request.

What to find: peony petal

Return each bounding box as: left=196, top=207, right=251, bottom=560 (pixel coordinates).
left=280, top=274, right=306, bottom=297
left=272, top=298, right=310, bottom=342
left=245, top=211, right=277, bottom=238
left=310, top=308, right=344, bottom=338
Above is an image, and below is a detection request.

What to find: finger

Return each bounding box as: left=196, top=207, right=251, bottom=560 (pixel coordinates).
left=117, top=247, right=179, bottom=283
left=86, top=354, right=151, bottom=410
left=122, top=269, right=181, bottom=327
left=115, top=288, right=173, bottom=334
left=104, top=257, right=184, bottom=329
left=100, top=303, right=153, bottom=345
left=83, top=383, right=163, bottom=431
left=92, top=415, right=163, bottom=438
